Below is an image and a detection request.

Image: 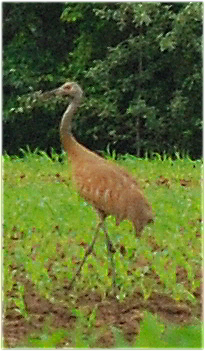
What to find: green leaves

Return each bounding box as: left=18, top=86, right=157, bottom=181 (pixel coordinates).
left=160, top=33, right=176, bottom=52
left=61, top=5, right=83, bottom=22
left=3, top=2, right=202, bottom=159
left=27, top=328, right=69, bottom=348
left=134, top=312, right=203, bottom=348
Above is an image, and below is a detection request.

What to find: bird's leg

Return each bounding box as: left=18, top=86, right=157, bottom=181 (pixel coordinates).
left=101, top=223, right=117, bottom=296
left=96, top=210, right=117, bottom=295
left=67, top=221, right=101, bottom=291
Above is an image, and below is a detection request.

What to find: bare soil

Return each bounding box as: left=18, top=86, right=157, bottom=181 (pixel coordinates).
left=3, top=254, right=202, bottom=348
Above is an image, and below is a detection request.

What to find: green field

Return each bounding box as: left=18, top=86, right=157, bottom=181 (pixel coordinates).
left=3, top=150, right=203, bottom=348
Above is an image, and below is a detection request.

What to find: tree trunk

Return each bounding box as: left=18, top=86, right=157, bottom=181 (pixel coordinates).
left=135, top=115, right=140, bottom=158
left=136, top=24, right=143, bottom=157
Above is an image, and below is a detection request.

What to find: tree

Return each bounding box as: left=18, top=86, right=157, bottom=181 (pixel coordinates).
left=83, top=2, right=202, bottom=158
left=3, top=2, right=202, bottom=159
left=3, top=3, right=70, bottom=154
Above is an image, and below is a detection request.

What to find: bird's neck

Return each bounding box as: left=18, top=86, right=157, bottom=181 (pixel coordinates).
left=60, top=96, right=81, bottom=152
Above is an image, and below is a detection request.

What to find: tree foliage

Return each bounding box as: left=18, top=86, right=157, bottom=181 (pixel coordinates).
left=3, top=2, right=202, bottom=158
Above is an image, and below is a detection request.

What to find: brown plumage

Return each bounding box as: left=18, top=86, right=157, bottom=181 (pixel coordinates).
left=41, top=81, right=153, bottom=294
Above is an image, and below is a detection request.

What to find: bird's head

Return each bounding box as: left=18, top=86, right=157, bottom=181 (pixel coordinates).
left=40, top=81, right=83, bottom=100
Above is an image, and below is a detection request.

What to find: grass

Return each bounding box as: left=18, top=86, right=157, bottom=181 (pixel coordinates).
left=3, top=150, right=203, bottom=348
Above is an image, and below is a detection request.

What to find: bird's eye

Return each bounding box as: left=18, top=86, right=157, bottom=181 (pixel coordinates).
left=64, top=84, right=72, bottom=91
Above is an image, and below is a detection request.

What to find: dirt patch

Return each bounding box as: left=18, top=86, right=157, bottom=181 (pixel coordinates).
left=3, top=273, right=202, bottom=348
left=4, top=228, right=202, bottom=347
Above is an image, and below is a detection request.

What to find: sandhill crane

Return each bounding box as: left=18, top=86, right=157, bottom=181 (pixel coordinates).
left=40, top=81, right=153, bottom=295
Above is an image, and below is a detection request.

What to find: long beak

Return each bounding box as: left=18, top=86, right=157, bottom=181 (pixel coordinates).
left=39, top=87, right=61, bottom=100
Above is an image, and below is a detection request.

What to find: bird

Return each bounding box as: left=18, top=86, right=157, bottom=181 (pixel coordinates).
left=40, top=81, right=154, bottom=295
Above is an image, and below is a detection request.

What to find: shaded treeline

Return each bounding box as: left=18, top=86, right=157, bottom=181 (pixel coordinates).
left=3, top=2, right=202, bottom=159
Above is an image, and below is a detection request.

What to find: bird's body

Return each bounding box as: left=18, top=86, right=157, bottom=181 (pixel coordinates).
left=73, top=153, right=152, bottom=234
left=41, top=81, right=153, bottom=294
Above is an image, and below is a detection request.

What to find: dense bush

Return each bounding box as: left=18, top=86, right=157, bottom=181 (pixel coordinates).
left=3, top=2, right=202, bottom=158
